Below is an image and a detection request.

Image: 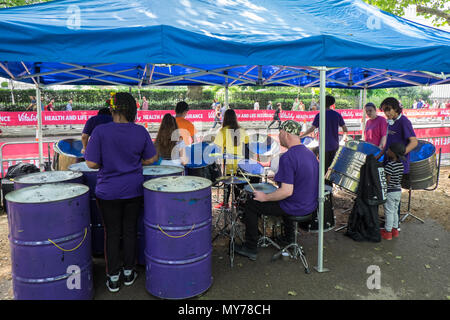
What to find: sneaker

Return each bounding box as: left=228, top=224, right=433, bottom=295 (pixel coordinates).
left=106, top=273, right=121, bottom=293
left=234, top=244, right=257, bottom=261
left=392, top=228, right=399, bottom=238
left=214, top=202, right=229, bottom=209
left=380, top=229, right=392, bottom=240
left=123, top=269, right=138, bottom=286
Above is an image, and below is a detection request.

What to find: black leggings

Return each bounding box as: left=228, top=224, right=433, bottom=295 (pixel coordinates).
left=97, top=196, right=142, bottom=276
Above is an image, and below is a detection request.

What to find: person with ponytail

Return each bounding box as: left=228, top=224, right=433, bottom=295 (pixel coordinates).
left=85, top=92, right=157, bottom=293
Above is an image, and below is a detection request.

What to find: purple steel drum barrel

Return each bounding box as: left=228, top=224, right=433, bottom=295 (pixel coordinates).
left=5, top=183, right=93, bottom=300
left=143, top=176, right=212, bottom=299
left=13, top=171, right=83, bottom=190
left=137, top=165, right=185, bottom=265
left=68, top=162, right=103, bottom=256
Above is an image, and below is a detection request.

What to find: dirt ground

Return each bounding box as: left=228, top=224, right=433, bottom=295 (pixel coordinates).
left=0, top=166, right=449, bottom=300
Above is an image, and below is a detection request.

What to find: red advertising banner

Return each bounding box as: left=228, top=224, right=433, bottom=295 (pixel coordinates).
left=1, top=108, right=449, bottom=126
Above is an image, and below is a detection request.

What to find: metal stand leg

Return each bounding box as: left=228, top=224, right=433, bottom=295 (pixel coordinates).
left=257, top=216, right=281, bottom=250
left=400, top=188, right=425, bottom=223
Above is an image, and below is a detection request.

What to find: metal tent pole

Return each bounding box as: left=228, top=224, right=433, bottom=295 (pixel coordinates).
left=35, top=81, right=44, bottom=171
left=314, top=66, right=329, bottom=273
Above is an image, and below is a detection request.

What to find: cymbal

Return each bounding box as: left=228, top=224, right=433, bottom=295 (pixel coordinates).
left=215, top=176, right=247, bottom=184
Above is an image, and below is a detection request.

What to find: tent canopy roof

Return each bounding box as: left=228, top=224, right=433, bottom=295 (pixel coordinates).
left=0, top=0, right=449, bottom=88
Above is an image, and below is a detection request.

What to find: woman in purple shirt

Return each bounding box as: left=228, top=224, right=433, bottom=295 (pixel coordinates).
left=379, top=97, right=418, bottom=175
left=85, top=92, right=156, bottom=293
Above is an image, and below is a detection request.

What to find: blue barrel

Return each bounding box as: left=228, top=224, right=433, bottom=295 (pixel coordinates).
left=143, top=176, right=212, bottom=299
left=13, top=171, right=83, bottom=190
left=5, top=183, right=93, bottom=300
left=68, top=162, right=103, bottom=255
left=137, top=165, right=185, bottom=265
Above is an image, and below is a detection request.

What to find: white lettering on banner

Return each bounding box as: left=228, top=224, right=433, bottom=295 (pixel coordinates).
left=0, top=116, right=10, bottom=122
left=17, top=112, right=37, bottom=122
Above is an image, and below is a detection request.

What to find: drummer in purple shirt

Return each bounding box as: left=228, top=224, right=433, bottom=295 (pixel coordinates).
left=85, top=92, right=156, bottom=293
left=235, top=120, right=318, bottom=261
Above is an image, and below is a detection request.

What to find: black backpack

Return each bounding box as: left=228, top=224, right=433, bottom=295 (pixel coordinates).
left=5, top=162, right=40, bottom=180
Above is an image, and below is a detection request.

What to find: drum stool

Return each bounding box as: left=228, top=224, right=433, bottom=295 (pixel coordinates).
left=271, top=213, right=312, bottom=274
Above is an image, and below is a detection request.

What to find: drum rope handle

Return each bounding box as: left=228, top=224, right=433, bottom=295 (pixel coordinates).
left=157, top=224, right=196, bottom=238
left=48, top=227, right=87, bottom=252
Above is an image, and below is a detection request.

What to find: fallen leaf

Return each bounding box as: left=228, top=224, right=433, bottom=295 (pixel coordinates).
left=288, top=291, right=297, bottom=296
left=425, top=264, right=431, bottom=269
left=395, top=256, right=402, bottom=260
left=335, top=285, right=344, bottom=291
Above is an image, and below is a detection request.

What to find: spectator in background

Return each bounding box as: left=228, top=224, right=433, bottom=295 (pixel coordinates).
left=254, top=101, right=260, bottom=110
left=211, top=99, right=220, bottom=109
left=266, top=101, right=273, bottom=110
left=416, top=99, right=424, bottom=109
left=412, top=100, right=417, bottom=109
left=175, top=101, right=197, bottom=146
left=65, top=99, right=73, bottom=129
left=299, top=100, right=305, bottom=111
left=212, top=104, right=222, bottom=129
left=141, top=96, right=149, bottom=111
left=310, top=98, right=318, bottom=111
left=446, top=100, right=450, bottom=109
left=45, top=99, right=55, bottom=111
left=292, top=98, right=300, bottom=111
left=27, top=96, right=37, bottom=111
left=268, top=103, right=282, bottom=129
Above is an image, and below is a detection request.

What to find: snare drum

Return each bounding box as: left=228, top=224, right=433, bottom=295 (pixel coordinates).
left=300, top=185, right=335, bottom=232
left=237, top=183, right=277, bottom=210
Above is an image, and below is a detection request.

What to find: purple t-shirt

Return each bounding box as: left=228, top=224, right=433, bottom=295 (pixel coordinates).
left=82, top=114, right=113, bottom=136
left=365, top=116, right=387, bottom=147
left=275, top=144, right=318, bottom=216
left=85, top=122, right=156, bottom=200
left=384, top=114, right=416, bottom=174
left=312, top=109, right=345, bottom=152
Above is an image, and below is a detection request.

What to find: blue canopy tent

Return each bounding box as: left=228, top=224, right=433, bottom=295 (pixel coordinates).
left=1, top=0, right=450, bottom=273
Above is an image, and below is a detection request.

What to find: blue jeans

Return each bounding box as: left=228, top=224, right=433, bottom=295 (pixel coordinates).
left=384, top=191, right=401, bottom=232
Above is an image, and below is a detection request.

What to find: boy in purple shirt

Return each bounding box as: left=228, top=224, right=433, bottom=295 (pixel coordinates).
left=85, top=92, right=156, bottom=293
left=300, top=95, right=348, bottom=181
left=235, top=120, right=318, bottom=261
left=81, top=107, right=113, bottom=154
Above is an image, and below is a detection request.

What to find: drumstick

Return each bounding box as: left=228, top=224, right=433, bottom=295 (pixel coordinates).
left=238, top=168, right=256, bottom=192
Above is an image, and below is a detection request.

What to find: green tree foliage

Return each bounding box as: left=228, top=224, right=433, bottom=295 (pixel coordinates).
left=0, top=0, right=51, bottom=7
left=364, top=0, right=449, bottom=27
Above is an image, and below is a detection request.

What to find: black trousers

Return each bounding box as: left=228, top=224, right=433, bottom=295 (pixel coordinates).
left=243, top=199, right=294, bottom=250
left=97, top=196, right=142, bottom=276
left=268, top=119, right=281, bottom=129
left=325, top=148, right=338, bottom=186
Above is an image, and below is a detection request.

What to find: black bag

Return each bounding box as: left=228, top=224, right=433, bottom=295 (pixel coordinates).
left=345, top=155, right=382, bottom=242
left=5, top=162, right=40, bottom=180
left=361, top=155, right=387, bottom=206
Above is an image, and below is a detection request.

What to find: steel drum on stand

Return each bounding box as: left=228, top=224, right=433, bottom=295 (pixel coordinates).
left=184, top=142, right=221, bottom=182
left=248, top=134, right=280, bottom=163
left=5, top=183, right=93, bottom=300
left=143, top=176, right=212, bottom=299
left=401, top=140, right=438, bottom=190
left=68, top=162, right=103, bottom=256
left=52, top=139, right=84, bottom=171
